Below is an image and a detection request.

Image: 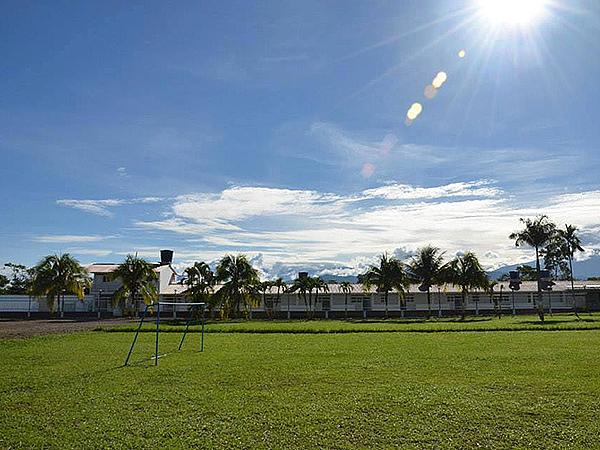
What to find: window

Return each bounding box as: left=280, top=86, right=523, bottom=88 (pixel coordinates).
left=322, top=300, right=331, bottom=311
left=102, top=275, right=110, bottom=283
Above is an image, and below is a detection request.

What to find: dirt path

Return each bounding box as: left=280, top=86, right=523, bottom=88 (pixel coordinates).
left=0, top=318, right=131, bottom=339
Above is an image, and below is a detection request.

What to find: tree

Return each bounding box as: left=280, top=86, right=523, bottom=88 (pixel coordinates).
left=487, top=280, right=504, bottom=318
left=445, top=252, right=489, bottom=320
left=1, top=263, right=34, bottom=294
left=312, top=277, right=329, bottom=317
left=339, top=281, right=353, bottom=318
left=409, top=246, right=446, bottom=318
left=271, top=278, right=287, bottom=320
left=0, top=273, right=9, bottom=294
left=290, top=275, right=313, bottom=317
left=509, top=215, right=557, bottom=322
left=557, top=224, right=585, bottom=318
left=30, top=254, right=91, bottom=316
left=214, top=254, right=260, bottom=319
left=258, top=280, right=274, bottom=319
left=110, top=254, right=158, bottom=315
left=542, top=238, right=570, bottom=280
left=184, top=261, right=216, bottom=313
left=361, top=253, right=409, bottom=317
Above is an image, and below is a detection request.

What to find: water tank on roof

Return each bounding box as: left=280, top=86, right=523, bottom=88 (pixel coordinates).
left=539, top=269, right=554, bottom=291
left=160, top=249, right=174, bottom=265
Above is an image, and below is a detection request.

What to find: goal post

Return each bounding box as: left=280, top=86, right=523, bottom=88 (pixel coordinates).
left=124, top=301, right=206, bottom=367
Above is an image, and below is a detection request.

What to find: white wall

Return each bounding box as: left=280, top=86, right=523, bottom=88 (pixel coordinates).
left=0, top=295, right=96, bottom=313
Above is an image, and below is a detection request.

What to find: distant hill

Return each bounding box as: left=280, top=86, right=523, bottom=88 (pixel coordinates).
left=488, top=255, right=600, bottom=280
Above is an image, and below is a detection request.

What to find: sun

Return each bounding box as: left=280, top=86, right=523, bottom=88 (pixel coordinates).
left=476, top=0, right=548, bottom=27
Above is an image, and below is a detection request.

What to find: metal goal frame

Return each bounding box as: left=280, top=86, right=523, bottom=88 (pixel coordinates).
left=124, top=301, right=206, bottom=366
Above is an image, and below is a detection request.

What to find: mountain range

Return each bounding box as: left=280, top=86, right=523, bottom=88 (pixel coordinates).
left=250, top=254, right=600, bottom=283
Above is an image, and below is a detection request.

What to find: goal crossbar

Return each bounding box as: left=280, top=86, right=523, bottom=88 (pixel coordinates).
left=124, top=301, right=206, bottom=367
left=151, top=301, right=206, bottom=307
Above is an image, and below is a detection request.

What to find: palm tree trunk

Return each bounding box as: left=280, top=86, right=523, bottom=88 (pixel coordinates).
left=461, top=289, right=466, bottom=320
left=344, top=293, right=348, bottom=319
left=569, top=255, right=580, bottom=319
left=427, top=289, right=431, bottom=318
left=384, top=291, right=389, bottom=318
left=535, top=246, right=545, bottom=323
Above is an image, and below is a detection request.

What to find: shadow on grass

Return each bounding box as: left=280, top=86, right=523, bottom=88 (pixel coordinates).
left=520, top=318, right=598, bottom=325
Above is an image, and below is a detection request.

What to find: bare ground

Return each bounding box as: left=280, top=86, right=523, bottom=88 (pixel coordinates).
left=0, top=318, right=131, bottom=339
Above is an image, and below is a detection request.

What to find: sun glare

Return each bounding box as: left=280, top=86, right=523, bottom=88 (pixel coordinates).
left=476, top=0, right=547, bottom=27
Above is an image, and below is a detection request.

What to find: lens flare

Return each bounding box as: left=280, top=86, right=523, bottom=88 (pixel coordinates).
left=406, top=102, right=423, bottom=120
left=458, top=49, right=466, bottom=58
left=361, top=163, right=375, bottom=178
left=432, top=72, right=447, bottom=89
left=424, top=84, right=437, bottom=99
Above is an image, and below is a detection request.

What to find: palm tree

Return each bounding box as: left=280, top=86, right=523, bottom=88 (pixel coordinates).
left=509, top=215, right=557, bottom=322
left=409, top=246, right=446, bottom=318
left=557, top=224, right=585, bottom=318
left=30, top=254, right=91, bottom=317
left=272, top=278, right=287, bottom=319
left=312, top=277, right=329, bottom=318
left=258, top=280, right=274, bottom=319
left=110, top=254, right=158, bottom=315
left=339, top=281, right=353, bottom=318
left=361, top=253, right=409, bottom=318
left=290, top=275, right=313, bottom=318
left=445, top=252, right=489, bottom=320
left=214, top=254, right=260, bottom=319
left=184, top=261, right=215, bottom=312
left=273, top=278, right=287, bottom=305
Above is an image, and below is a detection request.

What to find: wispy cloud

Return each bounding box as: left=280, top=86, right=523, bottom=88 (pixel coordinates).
left=131, top=180, right=600, bottom=272
left=53, top=180, right=600, bottom=275
left=57, top=197, right=165, bottom=217
left=66, top=248, right=114, bottom=257
left=362, top=180, right=502, bottom=200
left=32, top=234, right=116, bottom=243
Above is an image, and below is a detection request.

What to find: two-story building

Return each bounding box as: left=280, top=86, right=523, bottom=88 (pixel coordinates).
left=88, top=250, right=184, bottom=316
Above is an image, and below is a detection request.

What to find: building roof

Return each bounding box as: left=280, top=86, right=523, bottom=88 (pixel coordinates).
left=160, top=284, right=189, bottom=295
left=86, top=264, right=119, bottom=274
left=87, top=263, right=175, bottom=274
left=263, top=280, right=592, bottom=294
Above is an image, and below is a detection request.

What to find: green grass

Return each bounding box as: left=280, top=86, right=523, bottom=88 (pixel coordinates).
left=103, top=312, right=600, bottom=334
left=1, top=330, right=600, bottom=449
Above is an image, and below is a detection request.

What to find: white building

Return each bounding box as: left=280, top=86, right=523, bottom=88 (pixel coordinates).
left=87, top=250, right=181, bottom=316
left=2, top=250, right=599, bottom=318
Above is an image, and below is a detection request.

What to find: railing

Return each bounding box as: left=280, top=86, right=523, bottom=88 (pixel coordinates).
left=0, top=295, right=96, bottom=313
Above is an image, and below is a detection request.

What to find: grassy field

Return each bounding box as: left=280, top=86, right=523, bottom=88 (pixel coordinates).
left=1, top=328, right=600, bottom=448
left=104, top=312, right=600, bottom=334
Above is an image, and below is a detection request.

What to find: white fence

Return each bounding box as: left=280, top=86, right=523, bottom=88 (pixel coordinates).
left=0, top=295, right=96, bottom=313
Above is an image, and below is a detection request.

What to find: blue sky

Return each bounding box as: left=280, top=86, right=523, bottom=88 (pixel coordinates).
left=2, top=0, right=600, bottom=276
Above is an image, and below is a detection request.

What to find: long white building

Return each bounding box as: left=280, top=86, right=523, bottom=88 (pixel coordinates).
left=1, top=250, right=599, bottom=317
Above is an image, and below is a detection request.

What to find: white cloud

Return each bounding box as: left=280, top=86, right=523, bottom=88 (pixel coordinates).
left=362, top=180, right=502, bottom=200
left=67, top=248, right=114, bottom=257
left=53, top=181, right=600, bottom=277
left=127, top=181, right=600, bottom=273
left=57, top=197, right=165, bottom=217
left=56, top=199, right=124, bottom=217
left=32, top=234, right=115, bottom=243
